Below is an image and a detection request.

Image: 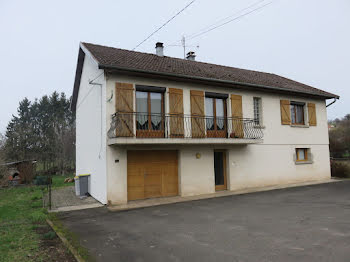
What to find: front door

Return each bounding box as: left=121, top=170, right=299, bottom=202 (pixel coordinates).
left=214, top=151, right=227, bottom=191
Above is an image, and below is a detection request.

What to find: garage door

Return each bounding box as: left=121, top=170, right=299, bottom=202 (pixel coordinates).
left=127, top=150, right=178, bottom=201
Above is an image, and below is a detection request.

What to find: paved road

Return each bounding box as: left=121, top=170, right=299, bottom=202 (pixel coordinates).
left=58, top=181, right=350, bottom=262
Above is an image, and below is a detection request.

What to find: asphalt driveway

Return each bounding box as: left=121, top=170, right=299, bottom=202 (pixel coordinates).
left=58, top=181, right=350, bottom=262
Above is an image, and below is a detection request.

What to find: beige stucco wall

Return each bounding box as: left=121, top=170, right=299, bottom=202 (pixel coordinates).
left=228, top=144, right=330, bottom=190
left=104, top=73, right=331, bottom=204
left=106, top=146, right=127, bottom=204
left=179, top=147, right=215, bottom=196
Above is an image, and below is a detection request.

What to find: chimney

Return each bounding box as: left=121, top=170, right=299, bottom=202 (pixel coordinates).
left=186, top=51, right=196, bottom=61
left=155, top=42, right=164, bottom=57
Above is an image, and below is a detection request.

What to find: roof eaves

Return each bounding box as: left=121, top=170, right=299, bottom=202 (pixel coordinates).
left=99, top=64, right=339, bottom=99
left=70, top=48, right=85, bottom=112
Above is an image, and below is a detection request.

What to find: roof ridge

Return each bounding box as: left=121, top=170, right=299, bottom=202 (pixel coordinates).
left=82, top=42, right=282, bottom=78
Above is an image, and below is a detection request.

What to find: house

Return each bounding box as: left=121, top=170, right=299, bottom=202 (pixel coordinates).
left=71, top=42, right=339, bottom=205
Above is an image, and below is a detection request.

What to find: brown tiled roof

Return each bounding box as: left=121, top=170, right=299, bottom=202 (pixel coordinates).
left=81, top=42, right=338, bottom=99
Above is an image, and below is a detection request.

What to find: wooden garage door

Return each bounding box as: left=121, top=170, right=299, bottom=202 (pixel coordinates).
left=127, top=151, right=178, bottom=201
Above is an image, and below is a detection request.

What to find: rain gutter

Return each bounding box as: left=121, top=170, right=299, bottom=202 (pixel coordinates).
left=99, top=64, right=339, bottom=100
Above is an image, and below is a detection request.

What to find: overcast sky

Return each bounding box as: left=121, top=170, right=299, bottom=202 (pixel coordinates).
left=0, top=0, right=349, bottom=133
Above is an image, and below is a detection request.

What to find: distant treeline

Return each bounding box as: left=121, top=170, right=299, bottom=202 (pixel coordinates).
left=2, top=92, right=75, bottom=174
left=329, top=114, right=350, bottom=158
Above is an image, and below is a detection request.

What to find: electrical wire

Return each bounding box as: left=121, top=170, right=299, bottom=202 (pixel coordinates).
left=166, top=0, right=269, bottom=47
left=188, top=1, right=273, bottom=40
left=76, top=85, right=95, bottom=110
left=132, top=0, right=196, bottom=50
left=76, top=72, right=103, bottom=110
left=186, top=0, right=266, bottom=39
left=88, top=72, right=104, bottom=84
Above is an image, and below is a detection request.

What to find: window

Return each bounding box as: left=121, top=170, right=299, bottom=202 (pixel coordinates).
left=296, top=148, right=308, bottom=161
left=253, top=97, right=262, bottom=125
left=205, top=97, right=227, bottom=137
left=290, top=102, right=305, bottom=125
left=136, top=89, right=164, bottom=137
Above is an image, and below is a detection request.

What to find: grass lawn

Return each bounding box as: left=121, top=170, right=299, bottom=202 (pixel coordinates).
left=51, top=174, right=75, bottom=188
left=0, top=175, right=76, bottom=262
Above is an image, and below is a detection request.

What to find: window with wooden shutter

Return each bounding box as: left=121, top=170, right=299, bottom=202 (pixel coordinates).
left=169, top=88, right=184, bottom=138
left=190, top=90, right=205, bottom=138
left=115, top=82, right=134, bottom=137
left=280, top=100, right=291, bottom=125
left=308, top=103, right=317, bottom=126
left=230, top=94, right=244, bottom=138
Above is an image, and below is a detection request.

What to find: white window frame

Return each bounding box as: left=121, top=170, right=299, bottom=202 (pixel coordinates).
left=253, top=97, right=262, bottom=126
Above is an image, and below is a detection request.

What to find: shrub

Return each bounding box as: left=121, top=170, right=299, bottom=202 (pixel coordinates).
left=331, top=161, right=350, bottom=178
left=33, top=176, right=49, bottom=185
left=43, top=231, right=56, bottom=240
left=29, top=210, right=46, bottom=223
left=31, top=191, right=42, bottom=201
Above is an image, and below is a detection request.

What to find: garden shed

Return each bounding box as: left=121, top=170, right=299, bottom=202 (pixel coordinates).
left=1, top=160, right=37, bottom=185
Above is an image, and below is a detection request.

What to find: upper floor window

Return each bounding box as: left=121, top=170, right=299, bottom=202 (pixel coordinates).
left=253, top=97, right=262, bottom=125
left=290, top=101, right=305, bottom=125
left=205, top=97, right=226, bottom=131
left=135, top=85, right=165, bottom=137
left=205, top=93, right=227, bottom=138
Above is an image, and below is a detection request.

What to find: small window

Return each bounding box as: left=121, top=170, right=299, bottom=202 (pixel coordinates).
left=296, top=148, right=308, bottom=161
left=253, top=97, right=262, bottom=125
left=290, top=102, right=305, bottom=125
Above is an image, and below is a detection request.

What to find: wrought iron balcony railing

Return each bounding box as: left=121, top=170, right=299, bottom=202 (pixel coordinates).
left=108, top=112, right=263, bottom=140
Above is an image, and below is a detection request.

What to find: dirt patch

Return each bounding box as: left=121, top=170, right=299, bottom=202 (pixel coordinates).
left=34, top=223, right=76, bottom=262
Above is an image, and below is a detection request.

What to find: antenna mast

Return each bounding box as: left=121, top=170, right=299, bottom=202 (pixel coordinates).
left=181, top=36, right=186, bottom=59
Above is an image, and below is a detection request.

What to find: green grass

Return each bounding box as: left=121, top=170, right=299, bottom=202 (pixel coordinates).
left=43, top=231, right=56, bottom=240
left=0, top=174, right=76, bottom=262
left=51, top=174, right=74, bottom=188
left=0, top=186, right=46, bottom=262
left=48, top=213, right=94, bottom=262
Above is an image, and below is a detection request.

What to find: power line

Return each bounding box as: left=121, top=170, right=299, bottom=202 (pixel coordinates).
left=76, top=85, right=95, bottom=110
left=76, top=72, right=103, bottom=110
left=188, top=1, right=273, bottom=40
left=186, top=0, right=266, bottom=39
left=132, top=0, right=196, bottom=51
left=167, top=0, right=271, bottom=48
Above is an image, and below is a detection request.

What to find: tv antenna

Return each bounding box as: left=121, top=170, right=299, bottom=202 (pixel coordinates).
left=167, top=36, right=199, bottom=58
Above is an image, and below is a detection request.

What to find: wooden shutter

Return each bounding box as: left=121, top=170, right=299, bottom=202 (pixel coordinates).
left=230, top=94, right=244, bottom=138
left=308, top=103, right=317, bottom=126
left=280, top=100, right=291, bottom=125
left=190, top=90, right=205, bottom=138
left=115, top=82, right=134, bottom=137
left=169, top=88, right=184, bottom=137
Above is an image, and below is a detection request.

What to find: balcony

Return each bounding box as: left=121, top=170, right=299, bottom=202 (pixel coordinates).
left=107, top=112, right=263, bottom=145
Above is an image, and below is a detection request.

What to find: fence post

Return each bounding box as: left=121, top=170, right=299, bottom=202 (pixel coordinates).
left=48, top=174, right=52, bottom=210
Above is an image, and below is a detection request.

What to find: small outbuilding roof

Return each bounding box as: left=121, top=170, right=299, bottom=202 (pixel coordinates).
left=1, top=160, right=37, bottom=167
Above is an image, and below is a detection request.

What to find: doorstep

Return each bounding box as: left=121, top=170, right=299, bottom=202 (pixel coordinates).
left=108, top=178, right=343, bottom=212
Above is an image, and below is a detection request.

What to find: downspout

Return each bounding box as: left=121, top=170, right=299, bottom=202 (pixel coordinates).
left=326, top=98, right=338, bottom=107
